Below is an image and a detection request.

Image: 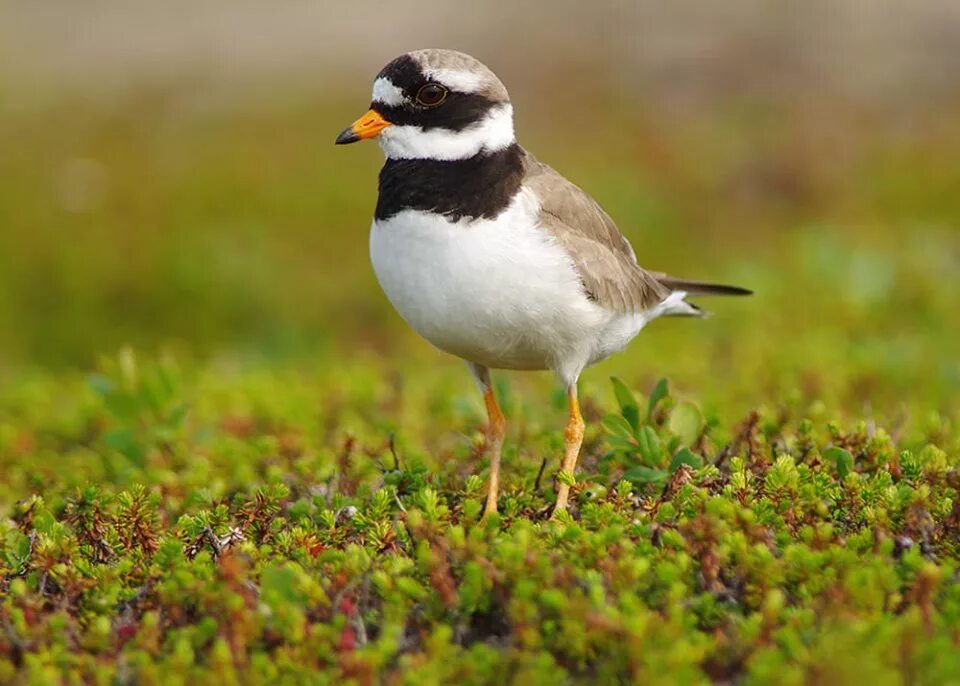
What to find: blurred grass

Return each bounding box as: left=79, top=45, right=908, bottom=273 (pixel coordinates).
left=1, top=87, right=957, bottom=424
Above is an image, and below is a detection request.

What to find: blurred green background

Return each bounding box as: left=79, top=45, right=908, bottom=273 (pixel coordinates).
left=1, top=1, right=957, bottom=422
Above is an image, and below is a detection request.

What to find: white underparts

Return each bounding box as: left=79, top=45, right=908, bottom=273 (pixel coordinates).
left=378, top=104, right=516, bottom=161
left=655, top=290, right=700, bottom=317
left=369, top=188, right=675, bottom=385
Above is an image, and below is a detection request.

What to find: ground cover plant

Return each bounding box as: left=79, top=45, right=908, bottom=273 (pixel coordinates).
left=1, top=349, right=958, bottom=684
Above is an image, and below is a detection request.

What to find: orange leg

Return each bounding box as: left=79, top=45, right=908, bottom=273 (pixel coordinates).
left=470, top=364, right=505, bottom=517
left=482, top=385, right=506, bottom=516
left=552, top=384, right=584, bottom=516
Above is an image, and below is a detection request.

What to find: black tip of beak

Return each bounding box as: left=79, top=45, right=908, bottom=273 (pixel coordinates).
left=335, top=127, right=360, bottom=145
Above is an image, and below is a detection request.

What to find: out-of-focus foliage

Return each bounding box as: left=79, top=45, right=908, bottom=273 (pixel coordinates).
left=1, top=90, right=958, bottom=408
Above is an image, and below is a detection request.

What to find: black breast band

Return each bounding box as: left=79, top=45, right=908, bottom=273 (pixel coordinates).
left=375, top=143, right=525, bottom=223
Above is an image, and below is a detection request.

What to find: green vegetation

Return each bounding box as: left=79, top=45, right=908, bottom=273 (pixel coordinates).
left=1, top=89, right=958, bottom=682
left=1, top=354, right=958, bottom=684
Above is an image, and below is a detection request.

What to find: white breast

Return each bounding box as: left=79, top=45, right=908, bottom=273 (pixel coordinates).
left=369, top=189, right=652, bottom=381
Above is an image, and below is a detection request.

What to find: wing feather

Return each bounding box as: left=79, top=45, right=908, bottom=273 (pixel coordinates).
left=522, top=151, right=669, bottom=313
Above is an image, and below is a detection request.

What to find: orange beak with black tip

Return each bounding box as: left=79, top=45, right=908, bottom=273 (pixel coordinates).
left=335, top=109, right=392, bottom=145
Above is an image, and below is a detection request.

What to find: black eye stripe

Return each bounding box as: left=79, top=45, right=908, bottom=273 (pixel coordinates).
left=371, top=92, right=498, bottom=133
left=372, top=54, right=506, bottom=132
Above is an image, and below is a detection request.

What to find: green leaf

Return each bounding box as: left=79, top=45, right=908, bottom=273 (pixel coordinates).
left=602, top=414, right=635, bottom=440
left=33, top=509, right=56, bottom=535
left=11, top=530, right=31, bottom=561
left=823, top=447, right=854, bottom=478
left=610, top=377, right=640, bottom=432
left=647, top=377, right=669, bottom=421
left=622, top=466, right=669, bottom=485
left=668, top=401, right=704, bottom=447
left=669, top=448, right=704, bottom=473
left=637, top=426, right=662, bottom=466
left=606, top=435, right=639, bottom=454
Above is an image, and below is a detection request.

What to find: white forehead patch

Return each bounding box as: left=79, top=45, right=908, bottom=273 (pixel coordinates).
left=371, top=77, right=405, bottom=106
left=423, top=68, right=484, bottom=94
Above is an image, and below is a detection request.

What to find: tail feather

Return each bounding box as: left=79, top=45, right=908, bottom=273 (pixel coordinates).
left=654, top=278, right=751, bottom=319
left=655, top=290, right=704, bottom=318
left=657, top=277, right=753, bottom=297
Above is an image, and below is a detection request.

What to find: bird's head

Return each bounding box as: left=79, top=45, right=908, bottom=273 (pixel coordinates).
left=335, top=49, right=515, bottom=161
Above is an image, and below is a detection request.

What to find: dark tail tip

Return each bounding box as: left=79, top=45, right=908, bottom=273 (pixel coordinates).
left=660, top=277, right=753, bottom=297
left=708, top=284, right=753, bottom=296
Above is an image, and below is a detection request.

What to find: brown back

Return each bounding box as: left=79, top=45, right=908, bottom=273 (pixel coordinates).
left=522, top=151, right=671, bottom=313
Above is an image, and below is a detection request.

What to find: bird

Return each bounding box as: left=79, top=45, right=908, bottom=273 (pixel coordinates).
left=335, top=49, right=750, bottom=518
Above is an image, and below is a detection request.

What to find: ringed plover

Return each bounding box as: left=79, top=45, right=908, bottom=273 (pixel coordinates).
left=336, top=49, right=751, bottom=517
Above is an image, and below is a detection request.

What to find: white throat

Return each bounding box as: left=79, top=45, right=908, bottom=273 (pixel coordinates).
left=378, top=104, right=516, bottom=161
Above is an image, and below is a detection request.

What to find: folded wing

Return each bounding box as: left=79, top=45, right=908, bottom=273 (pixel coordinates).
left=522, top=150, right=751, bottom=314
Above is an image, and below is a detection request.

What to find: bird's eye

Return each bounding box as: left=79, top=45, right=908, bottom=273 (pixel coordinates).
left=416, top=83, right=447, bottom=107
